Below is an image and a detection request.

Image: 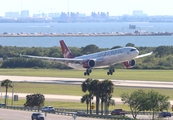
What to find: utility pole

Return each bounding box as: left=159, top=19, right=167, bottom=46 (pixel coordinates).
left=12, top=81, right=21, bottom=106
left=0, top=83, right=1, bottom=103
left=11, top=83, right=14, bottom=106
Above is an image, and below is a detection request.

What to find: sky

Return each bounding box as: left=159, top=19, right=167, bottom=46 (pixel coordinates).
left=0, top=0, right=173, bottom=16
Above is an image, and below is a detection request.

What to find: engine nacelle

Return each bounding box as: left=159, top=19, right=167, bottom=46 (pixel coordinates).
left=123, top=59, right=136, bottom=68
left=82, top=59, right=96, bottom=68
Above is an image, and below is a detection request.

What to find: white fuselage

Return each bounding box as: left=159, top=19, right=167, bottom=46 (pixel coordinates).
left=67, top=47, right=139, bottom=69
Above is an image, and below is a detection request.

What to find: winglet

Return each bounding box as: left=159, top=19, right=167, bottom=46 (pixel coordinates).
left=135, top=51, right=153, bottom=59
left=60, top=40, right=75, bottom=58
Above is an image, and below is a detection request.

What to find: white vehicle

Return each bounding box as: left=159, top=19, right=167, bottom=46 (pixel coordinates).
left=31, top=112, right=44, bottom=120
left=20, top=40, right=152, bottom=76
left=41, top=106, right=55, bottom=113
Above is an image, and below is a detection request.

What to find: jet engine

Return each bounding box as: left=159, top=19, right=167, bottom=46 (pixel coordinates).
left=82, top=59, right=96, bottom=68
left=123, top=59, right=136, bottom=68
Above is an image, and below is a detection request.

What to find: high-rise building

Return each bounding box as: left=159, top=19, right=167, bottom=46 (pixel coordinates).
left=5, top=12, right=20, bottom=18
left=133, top=10, right=143, bottom=16
left=21, top=10, right=29, bottom=18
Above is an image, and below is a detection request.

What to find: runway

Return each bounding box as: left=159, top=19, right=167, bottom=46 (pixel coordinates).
left=1, top=75, right=173, bottom=89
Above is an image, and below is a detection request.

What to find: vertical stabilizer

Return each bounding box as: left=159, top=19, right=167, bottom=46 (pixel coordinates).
left=60, top=40, right=74, bottom=58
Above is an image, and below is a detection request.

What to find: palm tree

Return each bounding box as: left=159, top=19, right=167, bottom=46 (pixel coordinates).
left=81, top=78, right=92, bottom=92
left=1, top=79, right=13, bottom=105
left=106, top=94, right=115, bottom=114
left=90, top=79, right=100, bottom=115
left=99, top=79, right=114, bottom=115
left=98, top=81, right=105, bottom=115
left=81, top=78, right=93, bottom=114
left=81, top=94, right=91, bottom=114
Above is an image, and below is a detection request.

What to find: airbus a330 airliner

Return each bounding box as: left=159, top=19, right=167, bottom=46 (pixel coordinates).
left=20, top=40, right=152, bottom=76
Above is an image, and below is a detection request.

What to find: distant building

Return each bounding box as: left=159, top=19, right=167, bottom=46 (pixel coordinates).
left=91, top=12, right=109, bottom=18
left=78, top=13, right=86, bottom=17
left=133, top=10, right=147, bottom=16
left=41, top=13, right=47, bottom=18
left=91, top=12, right=97, bottom=18
left=5, top=12, right=20, bottom=18
left=33, top=14, right=43, bottom=18
left=107, top=12, right=109, bottom=17
left=60, top=12, right=68, bottom=19
left=21, top=10, right=29, bottom=18
left=48, top=13, right=60, bottom=18
left=133, top=10, right=143, bottom=16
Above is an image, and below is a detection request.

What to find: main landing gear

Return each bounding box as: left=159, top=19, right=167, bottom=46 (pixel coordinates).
left=107, top=68, right=115, bottom=75
left=84, top=69, right=92, bottom=76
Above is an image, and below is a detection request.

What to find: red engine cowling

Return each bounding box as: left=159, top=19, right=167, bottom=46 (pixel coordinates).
left=82, top=60, right=95, bottom=68
left=123, top=59, right=136, bottom=68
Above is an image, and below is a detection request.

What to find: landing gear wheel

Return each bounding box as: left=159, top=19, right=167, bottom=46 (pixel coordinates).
left=112, top=69, right=115, bottom=73
left=89, top=69, right=92, bottom=73
left=109, top=68, right=115, bottom=73
left=84, top=69, right=91, bottom=76
left=107, top=67, right=115, bottom=75
left=107, top=71, right=113, bottom=75
left=110, top=72, right=113, bottom=75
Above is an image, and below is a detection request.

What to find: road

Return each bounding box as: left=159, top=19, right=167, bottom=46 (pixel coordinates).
left=0, top=108, right=103, bottom=120
left=1, top=108, right=163, bottom=120
left=0, top=92, right=123, bottom=104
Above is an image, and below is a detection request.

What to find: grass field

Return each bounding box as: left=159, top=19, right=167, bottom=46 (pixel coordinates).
left=0, top=68, right=173, bottom=81
left=1, top=83, right=173, bottom=111
left=2, top=83, right=173, bottom=99
left=2, top=98, right=131, bottom=111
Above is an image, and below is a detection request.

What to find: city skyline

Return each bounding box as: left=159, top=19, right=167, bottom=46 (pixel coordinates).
left=1, top=0, right=173, bottom=17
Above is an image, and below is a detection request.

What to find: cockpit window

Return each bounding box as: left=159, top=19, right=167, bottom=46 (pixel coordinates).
left=130, top=49, right=136, bottom=51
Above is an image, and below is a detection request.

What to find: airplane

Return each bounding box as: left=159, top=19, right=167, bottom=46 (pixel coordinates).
left=20, top=40, right=153, bottom=76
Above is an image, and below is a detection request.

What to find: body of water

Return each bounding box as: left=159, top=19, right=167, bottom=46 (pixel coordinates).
left=0, top=22, right=173, bottom=48
left=0, top=36, right=173, bottom=48
left=1, top=22, right=173, bottom=33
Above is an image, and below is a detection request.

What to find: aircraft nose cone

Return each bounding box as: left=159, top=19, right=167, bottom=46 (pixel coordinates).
left=135, top=50, right=139, bottom=57
left=136, top=49, right=139, bottom=55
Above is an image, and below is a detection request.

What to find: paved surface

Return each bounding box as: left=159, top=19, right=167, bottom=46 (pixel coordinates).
left=0, top=92, right=123, bottom=104
left=1, top=75, right=173, bottom=89
left=0, top=108, right=103, bottom=120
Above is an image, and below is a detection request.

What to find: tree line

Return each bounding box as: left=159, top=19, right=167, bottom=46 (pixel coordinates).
left=1, top=44, right=173, bottom=69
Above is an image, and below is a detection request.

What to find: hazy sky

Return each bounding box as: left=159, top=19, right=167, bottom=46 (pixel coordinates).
left=0, top=0, right=173, bottom=16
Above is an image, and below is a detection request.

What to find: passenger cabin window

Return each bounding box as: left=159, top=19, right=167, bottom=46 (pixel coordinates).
left=130, top=49, right=136, bottom=51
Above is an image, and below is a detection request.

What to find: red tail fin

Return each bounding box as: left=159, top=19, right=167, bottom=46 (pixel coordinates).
left=60, top=40, right=74, bottom=58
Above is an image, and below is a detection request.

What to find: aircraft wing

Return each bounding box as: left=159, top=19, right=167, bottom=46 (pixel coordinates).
left=135, top=51, right=153, bottom=59
left=19, top=54, right=84, bottom=63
